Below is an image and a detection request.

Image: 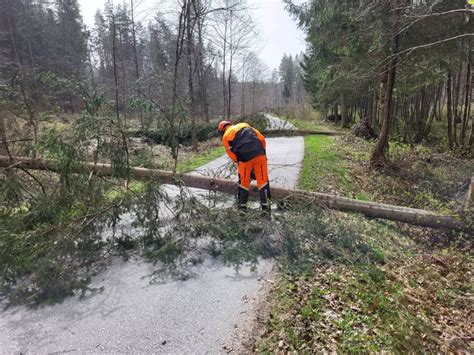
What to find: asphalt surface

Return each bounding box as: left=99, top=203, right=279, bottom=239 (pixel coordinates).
left=0, top=117, right=304, bottom=354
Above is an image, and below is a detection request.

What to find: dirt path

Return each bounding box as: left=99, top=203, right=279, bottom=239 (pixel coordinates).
left=0, top=120, right=304, bottom=354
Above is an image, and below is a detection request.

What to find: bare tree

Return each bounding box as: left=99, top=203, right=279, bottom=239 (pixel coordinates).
left=211, top=0, right=255, bottom=118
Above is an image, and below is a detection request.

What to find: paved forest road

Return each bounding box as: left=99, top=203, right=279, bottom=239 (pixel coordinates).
left=0, top=117, right=304, bottom=354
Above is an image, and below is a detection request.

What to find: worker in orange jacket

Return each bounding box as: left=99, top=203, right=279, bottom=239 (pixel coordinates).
left=218, top=120, right=271, bottom=211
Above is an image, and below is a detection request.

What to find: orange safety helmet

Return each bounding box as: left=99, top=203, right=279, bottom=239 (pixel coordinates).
left=217, top=120, right=232, bottom=134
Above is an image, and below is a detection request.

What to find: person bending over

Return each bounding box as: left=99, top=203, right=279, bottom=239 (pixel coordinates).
left=218, top=120, right=271, bottom=211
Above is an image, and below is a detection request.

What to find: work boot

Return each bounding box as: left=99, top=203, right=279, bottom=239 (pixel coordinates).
left=260, top=185, right=271, bottom=220
left=259, top=184, right=270, bottom=209
left=238, top=186, right=249, bottom=211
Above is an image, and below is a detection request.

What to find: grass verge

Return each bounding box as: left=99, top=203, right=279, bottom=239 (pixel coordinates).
left=287, top=118, right=331, bottom=131
left=177, top=145, right=226, bottom=173
left=299, top=135, right=369, bottom=199
left=256, top=117, right=473, bottom=353
left=299, top=134, right=373, bottom=200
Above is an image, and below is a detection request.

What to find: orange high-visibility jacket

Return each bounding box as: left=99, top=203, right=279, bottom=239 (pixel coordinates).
left=222, top=123, right=266, bottom=162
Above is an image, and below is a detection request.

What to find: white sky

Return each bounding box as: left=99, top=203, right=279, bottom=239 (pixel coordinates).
left=77, top=0, right=306, bottom=70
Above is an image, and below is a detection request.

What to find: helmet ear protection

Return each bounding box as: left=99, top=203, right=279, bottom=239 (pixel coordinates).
left=217, top=120, right=232, bottom=135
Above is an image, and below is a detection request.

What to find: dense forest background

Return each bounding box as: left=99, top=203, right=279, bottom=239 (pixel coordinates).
left=0, top=0, right=306, bottom=159
left=286, top=0, right=473, bottom=163
left=1, top=0, right=472, bottom=164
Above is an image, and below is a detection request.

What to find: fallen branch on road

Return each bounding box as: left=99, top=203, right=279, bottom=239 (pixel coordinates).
left=0, top=155, right=469, bottom=231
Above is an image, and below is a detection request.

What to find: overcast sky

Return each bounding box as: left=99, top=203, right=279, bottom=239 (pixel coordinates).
left=77, top=0, right=306, bottom=70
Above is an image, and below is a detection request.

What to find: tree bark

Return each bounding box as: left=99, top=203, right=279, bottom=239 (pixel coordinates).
left=469, top=105, right=474, bottom=153
left=340, top=94, right=349, bottom=128
left=370, top=56, right=398, bottom=166
left=130, top=0, right=144, bottom=129
left=453, top=60, right=463, bottom=144
left=447, top=73, right=454, bottom=149
left=110, top=7, right=129, bottom=185
left=6, top=0, right=21, bottom=66
left=185, top=0, right=197, bottom=151
left=170, top=0, right=188, bottom=163
left=111, top=11, right=120, bottom=124
left=222, top=17, right=228, bottom=117
left=240, top=58, right=246, bottom=116
left=226, top=18, right=233, bottom=120
left=461, top=61, right=471, bottom=146
left=465, top=177, right=474, bottom=212
left=252, top=81, right=256, bottom=114
left=193, top=0, right=209, bottom=122
left=0, top=112, right=9, bottom=157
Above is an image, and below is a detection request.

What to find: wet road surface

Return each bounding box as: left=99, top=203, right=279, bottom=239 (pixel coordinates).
left=0, top=118, right=304, bottom=354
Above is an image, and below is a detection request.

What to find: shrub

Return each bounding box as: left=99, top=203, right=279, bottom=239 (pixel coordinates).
left=129, top=121, right=217, bottom=147
left=235, top=112, right=268, bottom=132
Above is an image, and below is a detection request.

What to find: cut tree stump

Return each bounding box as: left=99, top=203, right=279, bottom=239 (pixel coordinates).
left=0, top=155, right=470, bottom=231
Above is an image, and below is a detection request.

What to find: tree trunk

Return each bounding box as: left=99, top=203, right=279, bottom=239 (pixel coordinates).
left=222, top=18, right=228, bottom=117
left=252, top=82, right=256, bottom=114
left=227, top=46, right=233, bottom=119
left=461, top=61, right=471, bottom=146
left=193, top=0, right=209, bottom=122
left=119, top=29, right=127, bottom=128
left=370, top=56, right=398, bottom=166
left=130, top=0, right=144, bottom=129
left=111, top=10, right=129, bottom=186
left=0, top=112, right=9, bottom=157
left=0, top=155, right=467, bottom=231
left=453, top=60, right=463, bottom=144
left=340, top=95, right=349, bottom=128
left=185, top=0, right=197, bottom=151
left=465, top=177, right=474, bottom=211
left=468, top=75, right=473, bottom=153
left=367, top=94, right=373, bottom=127
left=426, top=85, right=440, bottom=135
left=6, top=0, right=21, bottom=66
left=111, top=12, right=120, bottom=124
left=240, top=60, right=246, bottom=116
left=226, top=11, right=234, bottom=120
left=447, top=73, right=454, bottom=150
left=170, top=0, right=188, bottom=163
left=377, top=69, right=387, bottom=128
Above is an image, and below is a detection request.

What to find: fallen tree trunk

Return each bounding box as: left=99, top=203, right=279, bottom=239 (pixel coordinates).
left=263, top=129, right=343, bottom=137
left=0, top=156, right=468, bottom=231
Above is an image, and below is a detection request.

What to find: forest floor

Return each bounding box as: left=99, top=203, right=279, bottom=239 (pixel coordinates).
left=255, top=117, right=473, bottom=353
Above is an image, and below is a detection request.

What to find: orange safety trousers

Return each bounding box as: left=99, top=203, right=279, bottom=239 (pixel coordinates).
left=237, top=154, right=268, bottom=191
